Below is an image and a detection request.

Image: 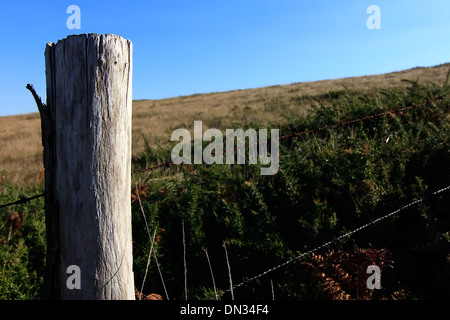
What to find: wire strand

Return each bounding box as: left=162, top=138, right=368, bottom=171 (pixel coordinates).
left=132, top=95, right=446, bottom=175
left=0, top=193, right=44, bottom=209
left=212, top=184, right=450, bottom=299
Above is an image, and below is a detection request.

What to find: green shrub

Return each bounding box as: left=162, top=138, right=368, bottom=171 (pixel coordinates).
left=0, top=176, right=46, bottom=300
left=132, top=82, right=450, bottom=299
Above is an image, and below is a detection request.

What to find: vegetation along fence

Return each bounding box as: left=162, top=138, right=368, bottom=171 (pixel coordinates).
left=1, top=33, right=450, bottom=300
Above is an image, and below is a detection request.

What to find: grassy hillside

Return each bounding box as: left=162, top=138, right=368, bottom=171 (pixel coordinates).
left=1, top=63, right=449, bottom=188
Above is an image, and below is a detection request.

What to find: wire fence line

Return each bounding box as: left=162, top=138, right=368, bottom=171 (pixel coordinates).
left=211, top=184, right=450, bottom=299
left=0, top=94, right=444, bottom=209
left=131, top=94, right=446, bottom=175
left=129, top=93, right=449, bottom=300
left=0, top=193, right=44, bottom=209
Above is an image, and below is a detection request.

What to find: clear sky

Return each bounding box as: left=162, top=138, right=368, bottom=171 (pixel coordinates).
left=0, top=0, right=450, bottom=116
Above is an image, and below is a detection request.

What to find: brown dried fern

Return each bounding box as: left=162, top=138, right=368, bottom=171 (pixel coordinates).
left=300, top=244, right=393, bottom=300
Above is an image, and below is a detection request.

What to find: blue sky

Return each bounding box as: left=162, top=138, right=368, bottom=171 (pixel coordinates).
left=0, top=0, right=450, bottom=116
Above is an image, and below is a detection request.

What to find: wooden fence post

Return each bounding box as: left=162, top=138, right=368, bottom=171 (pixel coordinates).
left=42, top=34, right=134, bottom=299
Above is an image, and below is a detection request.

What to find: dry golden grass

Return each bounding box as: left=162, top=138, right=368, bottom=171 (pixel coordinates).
left=1, top=63, right=449, bottom=188
left=0, top=112, right=44, bottom=187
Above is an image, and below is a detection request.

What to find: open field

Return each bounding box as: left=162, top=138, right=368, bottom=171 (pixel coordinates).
left=1, top=62, right=449, bottom=188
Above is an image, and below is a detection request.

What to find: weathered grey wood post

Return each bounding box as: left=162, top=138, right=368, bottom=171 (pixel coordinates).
left=42, top=34, right=134, bottom=299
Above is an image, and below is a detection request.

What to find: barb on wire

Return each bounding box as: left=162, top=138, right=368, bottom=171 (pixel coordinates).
left=212, top=184, right=450, bottom=299
left=0, top=194, right=44, bottom=209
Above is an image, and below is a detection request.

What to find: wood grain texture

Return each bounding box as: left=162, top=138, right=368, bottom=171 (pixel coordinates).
left=44, top=34, right=134, bottom=299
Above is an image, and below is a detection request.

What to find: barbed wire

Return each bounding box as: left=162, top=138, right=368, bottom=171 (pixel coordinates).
left=0, top=193, right=44, bottom=209
left=131, top=94, right=446, bottom=175
left=211, top=184, right=450, bottom=299
left=0, top=93, right=447, bottom=301
left=1, top=95, right=445, bottom=209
